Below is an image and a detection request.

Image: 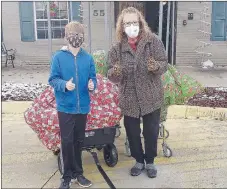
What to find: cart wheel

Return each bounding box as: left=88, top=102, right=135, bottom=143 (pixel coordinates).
left=159, top=125, right=169, bottom=139
left=140, top=118, right=143, bottom=124
left=115, top=128, right=121, bottom=138
left=125, top=139, right=131, bottom=157
left=96, top=147, right=103, bottom=151
left=57, top=153, right=63, bottom=175
left=53, top=148, right=60, bottom=156
left=162, top=144, right=172, bottom=158
left=160, top=129, right=169, bottom=139
left=103, top=144, right=118, bottom=167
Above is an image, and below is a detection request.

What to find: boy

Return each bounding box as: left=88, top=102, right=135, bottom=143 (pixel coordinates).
left=48, top=21, right=97, bottom=189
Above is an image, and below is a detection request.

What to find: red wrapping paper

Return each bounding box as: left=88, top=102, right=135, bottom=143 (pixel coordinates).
left=24, top=74, right=122, bottom=151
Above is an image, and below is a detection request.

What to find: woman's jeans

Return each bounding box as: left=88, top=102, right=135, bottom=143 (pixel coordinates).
left=124, top=109, right=161, bottom=164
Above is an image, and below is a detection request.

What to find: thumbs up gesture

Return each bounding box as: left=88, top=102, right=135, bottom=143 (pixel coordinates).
left=88, top=79, right=94, bottom=91
left=66, top=77, right=75, bottom=91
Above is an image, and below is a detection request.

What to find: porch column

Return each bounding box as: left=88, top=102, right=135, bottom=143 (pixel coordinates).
left=47, top=2, right=52, bottom=61
left=158, top=1, right=163, bottom=40
left=171, top=1, right=175, bottom=65
left=104, top=2, right=113, bottom=50
left=165, top=2, right=171, bottom=58
left=87, top=2, right=92, bottom=53
left=104, top=1, right=109, bottom=50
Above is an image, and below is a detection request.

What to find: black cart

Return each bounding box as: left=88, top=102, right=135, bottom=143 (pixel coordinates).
left=56, top=125, right=120, bottom=189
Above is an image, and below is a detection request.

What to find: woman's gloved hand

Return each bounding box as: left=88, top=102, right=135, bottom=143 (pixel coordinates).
left=148, top=57, right=160, bottom=72
left=112, top=62, right=123, bottom=77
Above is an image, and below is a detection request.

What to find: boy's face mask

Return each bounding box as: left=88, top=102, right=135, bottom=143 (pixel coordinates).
left=67, top=33, right=84, bottom=48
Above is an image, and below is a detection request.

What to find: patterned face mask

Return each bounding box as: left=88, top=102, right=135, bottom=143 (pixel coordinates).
left=67, top=33, right=84, bottom=48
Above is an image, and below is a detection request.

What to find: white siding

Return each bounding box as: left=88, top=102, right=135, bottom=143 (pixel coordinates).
left=2, top=2, right=116, bottom=65
left=176, top=2, right=227, bottom=67
left=82, top=2, right=116, bottom=52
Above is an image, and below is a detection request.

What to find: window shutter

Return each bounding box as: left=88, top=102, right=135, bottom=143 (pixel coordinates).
left=19, top=2, right=35, bottom=42
left=70, top=1, right=81, bottom=22
left=211, top=2, right=226, bottom=41
left=226, top=3, right=227, bottom=38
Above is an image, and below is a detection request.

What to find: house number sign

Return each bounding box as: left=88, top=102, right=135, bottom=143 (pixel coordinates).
left=93, top=10, right=105, bottom=16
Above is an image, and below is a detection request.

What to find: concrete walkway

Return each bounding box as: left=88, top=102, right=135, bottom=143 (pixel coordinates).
left=177, top=66, right=227, bottom=88
left=2, top=102, right=227, bottom=188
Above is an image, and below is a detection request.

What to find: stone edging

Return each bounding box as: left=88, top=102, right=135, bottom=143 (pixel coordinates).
left=2, top=101, right=227, bottom=121
left=167, top=105, right=227, bottom=121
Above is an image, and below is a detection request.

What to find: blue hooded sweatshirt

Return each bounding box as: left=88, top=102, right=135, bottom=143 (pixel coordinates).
left=48, top=47, right=97, bottom=114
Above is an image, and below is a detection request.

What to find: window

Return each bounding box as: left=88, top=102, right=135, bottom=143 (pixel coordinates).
left=211, top=2, right=227, bottom=41
left=34, top=1, right=69, bottom=39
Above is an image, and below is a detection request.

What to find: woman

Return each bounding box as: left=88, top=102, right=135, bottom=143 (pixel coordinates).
left=107, top=7, right=167, bottom=178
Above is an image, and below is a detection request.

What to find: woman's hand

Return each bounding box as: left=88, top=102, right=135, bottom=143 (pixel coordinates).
left=111, top=61, right=122, bottom=77
left=107, top=47, right=123, bottom=83
left=148, top=57, right=160, bottom=72
left=113, top=64, right=122, bottom=76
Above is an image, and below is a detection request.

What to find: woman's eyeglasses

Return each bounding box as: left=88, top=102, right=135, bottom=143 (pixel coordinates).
left=123, top=21, right=139, bottom=27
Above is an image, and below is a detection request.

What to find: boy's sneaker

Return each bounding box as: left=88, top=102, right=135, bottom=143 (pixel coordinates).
left=59, top=179, right=71, bottom=189
left=76, top=175, right=92, bottom=188
left=130, top=162, right=145, bottom=176
left=146, top=164, right=157, bottom=178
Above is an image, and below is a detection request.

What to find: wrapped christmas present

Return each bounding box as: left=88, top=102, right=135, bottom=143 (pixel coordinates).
left=93, top=50, right=108, bottom=77
left=167, top=65, right=204, bottom=105
left=24, top=74, right=122, bottom=151
left=161, top=66, right=178, bottom=106
left=160, top=65, right=204, bottom=122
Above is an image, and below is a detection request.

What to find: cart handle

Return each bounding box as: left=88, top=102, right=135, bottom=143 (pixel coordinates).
left=88, top=150, right=116, bottom=189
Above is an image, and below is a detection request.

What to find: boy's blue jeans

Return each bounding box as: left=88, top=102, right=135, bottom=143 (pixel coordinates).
left=58, top=112, right=87, bottom=181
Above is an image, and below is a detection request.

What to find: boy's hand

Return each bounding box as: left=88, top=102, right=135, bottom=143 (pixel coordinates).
left=88, top=79, right=94, bottom=91
left=66, top=78, right=75, bottom=91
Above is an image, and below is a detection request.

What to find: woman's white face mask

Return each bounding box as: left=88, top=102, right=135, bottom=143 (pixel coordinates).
left=124, top=25, right=140, bottom=38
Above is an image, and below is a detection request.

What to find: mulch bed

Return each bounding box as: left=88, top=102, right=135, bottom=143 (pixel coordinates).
left=187, top=87, right=227, bottom=108
left=1, top=82, right=48, bottom=101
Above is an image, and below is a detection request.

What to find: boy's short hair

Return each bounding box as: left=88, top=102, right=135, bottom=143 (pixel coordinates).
left=65, top=21, right=84, bottom=38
